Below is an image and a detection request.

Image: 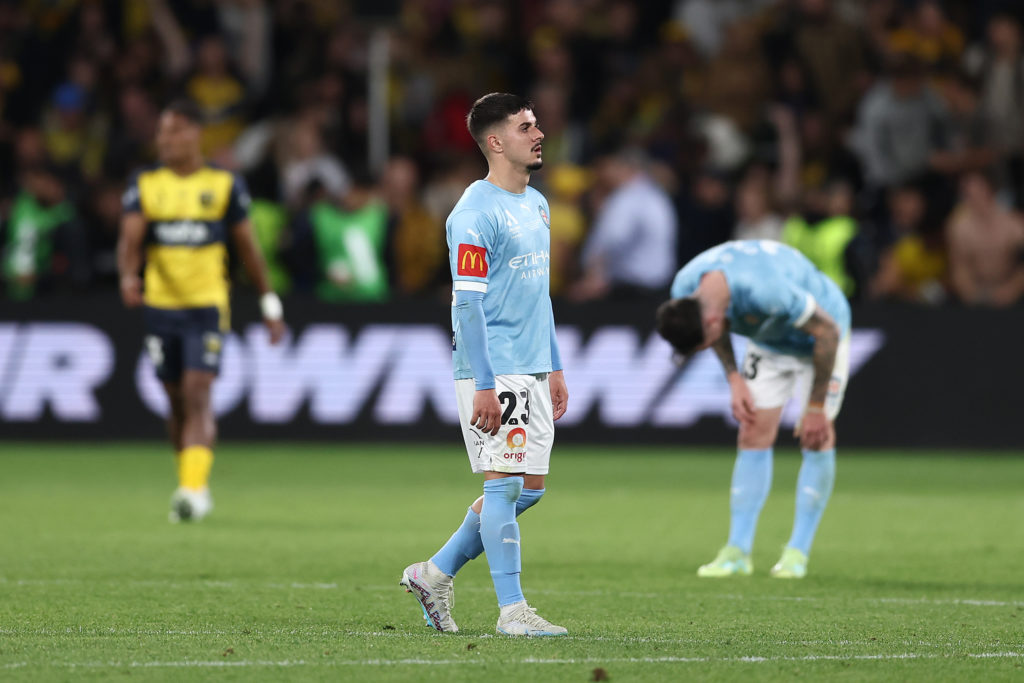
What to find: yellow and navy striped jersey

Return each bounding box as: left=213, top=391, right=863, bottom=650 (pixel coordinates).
left=122, top=164, right=249, bottom=324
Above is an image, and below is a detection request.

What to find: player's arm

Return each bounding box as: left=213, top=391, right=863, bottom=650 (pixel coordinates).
left=797, top=305, right=840, bottom=450
left=230, top=218, right=285, bottom=344
left=548, top=305, right=568, bottom=421
left=117, top=211, right=146, bottom=307
left=710, top=322, right=755, bottom=425
left=118, top=177, right=146, bottom=307
left=226, top=174, right=285, bottom=344
left=451, top=211, right=501, bottom=435
left=799, top=305, right=840, bottom=408
left=455, top=287, right=501, bottom=435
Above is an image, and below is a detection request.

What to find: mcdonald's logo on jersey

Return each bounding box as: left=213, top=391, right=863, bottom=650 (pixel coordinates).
left=457, top=244, right=488, bottom=277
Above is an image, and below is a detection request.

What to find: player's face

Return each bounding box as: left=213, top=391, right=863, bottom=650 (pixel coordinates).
left=156, top=111, right=201, bottom=166
left=501, top=109, right=544, bottom=171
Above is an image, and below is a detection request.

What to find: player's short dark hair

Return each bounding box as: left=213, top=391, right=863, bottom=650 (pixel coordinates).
left=162, top=99, right=203, bottom=125
left=466, top=93, right=533, bottom=146
left=655, top=297, right=705, bottom=356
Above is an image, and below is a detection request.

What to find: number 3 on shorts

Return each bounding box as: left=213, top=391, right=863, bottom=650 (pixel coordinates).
left=744, top=352, right=762, bottom=380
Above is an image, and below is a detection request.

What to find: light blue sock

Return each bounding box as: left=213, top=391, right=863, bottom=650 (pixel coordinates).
left=430, top=507, right=481, bottom=577
left=727, top=448, right=773, bottom=554
left=430, top=488, right=545, bottom=577
left=480, top=477, right=525, bottom=607
left=516, top=487, right=545, bottom=516
left=787, top=449, right=836, bottom=555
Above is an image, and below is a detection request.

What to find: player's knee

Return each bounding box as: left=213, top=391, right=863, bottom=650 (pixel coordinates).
left=739, top=423, right=778, bottom=449
left=181, top=376, right=213, bottom=414
left=182, top=391, right=210, bottom=417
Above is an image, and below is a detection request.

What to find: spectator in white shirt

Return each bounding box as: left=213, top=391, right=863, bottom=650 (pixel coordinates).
left=570, top=149, right=677, bottom=301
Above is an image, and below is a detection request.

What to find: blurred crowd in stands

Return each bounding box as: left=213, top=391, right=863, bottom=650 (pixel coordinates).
left=2, top=0, right=1024, bottom=307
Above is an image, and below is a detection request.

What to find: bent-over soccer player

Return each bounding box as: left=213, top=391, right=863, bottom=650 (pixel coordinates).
left=400, top=93, right=569, bottom=636
left=657, top=240, right=851, bottom=578
left=118, top=100, right=285, bottom=522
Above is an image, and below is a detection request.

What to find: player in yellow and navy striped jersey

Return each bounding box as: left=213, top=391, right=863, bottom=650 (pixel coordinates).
left=117, top=100, right=285, bottom=522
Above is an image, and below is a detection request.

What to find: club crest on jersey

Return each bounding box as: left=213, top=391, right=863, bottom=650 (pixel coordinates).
left=538, top=205, right=550, bottom=228
left=199, top=191, right=214, bottom=207
left=457, top=243, right=488, bottom=277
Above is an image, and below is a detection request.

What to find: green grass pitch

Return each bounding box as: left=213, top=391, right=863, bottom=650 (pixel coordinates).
left=1, top=443, right=1022, bottom=682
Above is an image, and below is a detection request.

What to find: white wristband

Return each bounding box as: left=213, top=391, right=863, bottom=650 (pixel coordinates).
left=260, top=292, right=283, bottom=321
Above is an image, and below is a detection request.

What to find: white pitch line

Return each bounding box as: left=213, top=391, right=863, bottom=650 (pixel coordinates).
left=379, top=585, right=1024, bottom=607
left=4, top=576, right=1023, bottom=608
left=341, top=631, right=958, bottom=649
left=0, top=578, right=340, bottom=591
left=6, top=652, right=1024, bottom=669
left=62, top=660, right=310, bottom=669
left=0, top=627, right=955, bottom=649
left=878, top=597, right=1024, bottom=608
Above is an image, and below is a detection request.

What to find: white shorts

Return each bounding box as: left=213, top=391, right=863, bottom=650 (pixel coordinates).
left=742, top=335, right=850, bottom=421
left=455, top=373, right=554, bottom=475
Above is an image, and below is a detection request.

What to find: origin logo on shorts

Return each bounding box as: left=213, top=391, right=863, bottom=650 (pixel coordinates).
left=504, top=427, right=527, bottom=464
left=457, top=244, right=488, bottom=277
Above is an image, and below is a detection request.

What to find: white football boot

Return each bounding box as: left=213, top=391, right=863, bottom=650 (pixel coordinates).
left=399, top=561, right=458, bottom=632
left=169, top=487, right=213, bottom=523
left=496, top=600, right=567, bottom=637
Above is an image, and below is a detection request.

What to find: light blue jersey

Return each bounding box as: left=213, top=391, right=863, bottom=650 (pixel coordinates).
left=670, top=240, right=851, bottom=356
left=447, top=180, right=555, bottom=379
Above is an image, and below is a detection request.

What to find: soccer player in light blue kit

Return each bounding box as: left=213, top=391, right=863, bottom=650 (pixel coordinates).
left=400, top=93, right=569, bottom=636
left=656, top=240, right=851, bottom=578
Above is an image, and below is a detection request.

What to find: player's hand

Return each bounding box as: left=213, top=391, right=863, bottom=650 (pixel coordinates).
left=797, top=410, right=830, bottom=450
left=549, top=370, right=568, bottom=421
left=264, top=318, right=286, bottom=345
left=120, top=275, right=143, bottom=307
left=472, top=389, right=502, bottom=436
left=728, top=373, right=756, bottom=426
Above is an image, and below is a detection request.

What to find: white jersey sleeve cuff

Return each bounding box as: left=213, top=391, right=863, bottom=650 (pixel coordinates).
left=795, top=293, right=816, bottom=328
left=453, top=281, right=488, bottom=293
